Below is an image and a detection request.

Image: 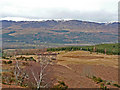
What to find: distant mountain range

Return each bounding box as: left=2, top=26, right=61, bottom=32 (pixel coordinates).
left=1, top=20, right=119, bottom=49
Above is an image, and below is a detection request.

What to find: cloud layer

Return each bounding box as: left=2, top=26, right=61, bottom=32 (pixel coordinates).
left=0, top=0, right=119, bottom=22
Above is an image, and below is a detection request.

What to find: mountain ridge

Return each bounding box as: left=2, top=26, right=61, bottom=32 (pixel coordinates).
left=1, top=20, right=118, bottom=49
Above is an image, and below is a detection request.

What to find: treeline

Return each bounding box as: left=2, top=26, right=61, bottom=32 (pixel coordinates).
left=47, top=43, right=120, bottom=55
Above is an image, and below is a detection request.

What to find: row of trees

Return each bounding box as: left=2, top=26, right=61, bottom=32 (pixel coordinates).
left=47, top=43, right=120, bottom=55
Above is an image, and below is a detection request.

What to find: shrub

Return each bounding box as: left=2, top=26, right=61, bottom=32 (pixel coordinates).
left=7, top=60, right=12, bottom=64
left=92, top=76, right=103, bottom=84
left=58, top=81, right=65, bottom=86
left=100, top=83, right=108, bottom=89
left=51, top=57, right=56, bottom=60
left=3, top=61, right=7, bottom=64
left=100, top=83, right=104, bottom=88
left=2, top=56, right=6, bottom=59
left=97, top=77, right=103, bottom=83
left=113, top=84, right=120, bottom=88
left=106, top=82, right=111, bottom=85
left=92, top=76, right=97, bottom=82
left=90, top=51, right=92, bottom=54
left=22, top=62, right=29, bottom=66
left=10, top=56, right=12, bottom=58
left=8, top=77, right=15, bottom=84
left=53, top=81, right=68, bottom=90
left=33, top=59, right=36, bottom=62
left=3, top=60, right=12, bottom=64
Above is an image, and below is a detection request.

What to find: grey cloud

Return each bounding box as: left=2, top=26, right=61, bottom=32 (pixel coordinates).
left=0, top=8, right=118, bottom=22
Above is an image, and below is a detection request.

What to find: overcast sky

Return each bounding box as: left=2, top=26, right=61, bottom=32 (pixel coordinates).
left=0, top=0, right=119, bottom=22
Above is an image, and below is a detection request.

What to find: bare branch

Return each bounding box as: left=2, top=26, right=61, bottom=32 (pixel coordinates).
left=31, top=69, right=38, bottom=83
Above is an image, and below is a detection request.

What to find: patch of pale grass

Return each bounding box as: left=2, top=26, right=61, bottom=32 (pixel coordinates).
left=57, top=51, right=118, bottom=68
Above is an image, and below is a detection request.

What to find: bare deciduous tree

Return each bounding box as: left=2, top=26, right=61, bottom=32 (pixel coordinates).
left=29, top=49, right=53, bottom=89
left=31, top=61, right=49, bottom=88
left=10, top=49, right=54, bottom=88
left=13, top=50, right=29, bottom=86
left=14, top=60, right=28, bottom=86
left=14, top=60, right=20, bottom=85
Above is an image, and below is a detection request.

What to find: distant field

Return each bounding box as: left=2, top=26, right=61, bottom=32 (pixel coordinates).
left=47, top=43, right=120, bottom=55
left=56, top=50, right=118, bottom=68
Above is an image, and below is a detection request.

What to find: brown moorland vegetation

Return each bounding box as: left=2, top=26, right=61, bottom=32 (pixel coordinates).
left=2, top=50, right=119, bottom=89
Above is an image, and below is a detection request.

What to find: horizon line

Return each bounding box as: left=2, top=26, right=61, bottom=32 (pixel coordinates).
left=0, top=18, right=119, bottom=24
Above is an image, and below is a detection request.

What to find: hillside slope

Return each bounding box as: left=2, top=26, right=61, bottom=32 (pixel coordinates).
left=1, top=20, right=118, bottom=49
